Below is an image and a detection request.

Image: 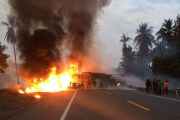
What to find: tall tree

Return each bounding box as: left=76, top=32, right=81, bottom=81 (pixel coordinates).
left=1, top=15, right=19, bottom=85
left=120, top=45, right=136, bottom=75
left=156, top=19, right=175, bottom=46
left=134, top=23, right=155, bottom=64
left=120, top=33, right=132, bottom=57
left=174, top=15, right=180, bottom=46
left=152, top=41, right=168, bottom=57
left=0, top=42, right=9, bottom=73
left=151, top=16, right=180, bottom=78
left=120, top=34, right=131, bottom=45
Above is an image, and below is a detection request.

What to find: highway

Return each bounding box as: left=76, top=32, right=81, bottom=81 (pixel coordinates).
left=7, top=89, right=180, bottom=120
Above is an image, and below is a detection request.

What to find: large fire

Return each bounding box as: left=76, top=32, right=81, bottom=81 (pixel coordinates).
left=19, top=63, right=79, bottom=94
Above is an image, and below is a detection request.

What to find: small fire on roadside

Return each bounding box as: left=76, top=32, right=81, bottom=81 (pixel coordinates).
left=19, top=63, right=79, bottom=94
left=117, top=83, right=120, bottom=87
left=35, top=95, right=41, bottom=99
left=19, top=89, right=25, bottom=94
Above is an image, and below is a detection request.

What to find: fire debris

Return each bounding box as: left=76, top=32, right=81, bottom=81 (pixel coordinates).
left=34, top=94, right=41, bottom=99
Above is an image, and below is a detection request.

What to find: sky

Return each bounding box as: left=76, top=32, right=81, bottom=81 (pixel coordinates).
left=0, top=0, right=180, bottom=68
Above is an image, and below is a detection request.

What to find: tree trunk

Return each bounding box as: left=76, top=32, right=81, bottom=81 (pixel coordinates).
left=13, top=43, right=19, bottom=85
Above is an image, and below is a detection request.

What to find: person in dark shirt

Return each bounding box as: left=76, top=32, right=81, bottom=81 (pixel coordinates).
left=146, top=79, right=151, bottom=94
left=158, top=80, right=162, bottom=95
left=153, top=79, right=156, bottom=94
left=155, top=80, right=158, bottom=94
left=153, top=79, right=156, bottom=93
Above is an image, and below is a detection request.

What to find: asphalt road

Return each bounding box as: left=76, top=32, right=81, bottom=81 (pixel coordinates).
left=7, top=88, right=180, bottom=120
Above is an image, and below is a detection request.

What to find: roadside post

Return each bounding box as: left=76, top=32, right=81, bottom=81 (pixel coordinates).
left=176, top=91, right=179, bottom=97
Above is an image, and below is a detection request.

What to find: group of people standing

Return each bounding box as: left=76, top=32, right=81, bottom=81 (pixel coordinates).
left=146, top=79, right=168, bottom=95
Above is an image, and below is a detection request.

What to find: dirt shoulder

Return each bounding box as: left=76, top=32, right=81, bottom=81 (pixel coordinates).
left=0, top=89, right=51, bottom=120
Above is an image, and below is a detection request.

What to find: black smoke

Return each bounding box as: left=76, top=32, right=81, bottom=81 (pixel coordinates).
left=19, top=29, right=61, bottom=78
left=8, top=0, right=111, bottom=78
left=57, top=0, right=111, bottom=68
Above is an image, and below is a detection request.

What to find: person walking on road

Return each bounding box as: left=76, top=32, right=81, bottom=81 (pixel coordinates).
left=163, top=81, right=168, bottom=95
left=158, top=80, right=162, bottom=95
left=146, top=79, right=151, bottom=94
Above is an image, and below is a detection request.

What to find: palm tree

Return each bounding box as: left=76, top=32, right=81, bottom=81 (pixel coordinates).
left=1, top=15, right=19, bottom=85
left=120, top=33, right=131, bottom=45
left=134, top=23, right=155, bottom=64
left=174, top=15, right=180, bottom=45
left=151, top=41, right=168, bottom=58
left=156, top=19, right=175, bottom=46
left=120, top=34, right=131, bottom=57
left=119, top=45, right=136, bottom=75
left=125, top=46, right=136, bottom=66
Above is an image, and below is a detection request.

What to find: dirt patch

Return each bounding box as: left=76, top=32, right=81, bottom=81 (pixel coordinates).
left=0, top=89, right=51, bottom=120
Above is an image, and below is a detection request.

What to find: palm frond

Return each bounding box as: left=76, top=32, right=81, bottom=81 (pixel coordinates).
left=1, top=22, right=9, bottom=27
left=2, top=15, right=17, bottom=44
left=134, top=23, right=155, bottom=60
left=4, top=27, right=16, bottom=44
left=7, top=15, right=16, bottom=27
left=120, top=33, right=131, bottom=45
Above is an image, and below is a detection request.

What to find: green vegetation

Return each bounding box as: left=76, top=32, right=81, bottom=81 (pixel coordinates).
left=0, top=42, right=9, bottom=73
left=118, top=15, right=180, bottom=79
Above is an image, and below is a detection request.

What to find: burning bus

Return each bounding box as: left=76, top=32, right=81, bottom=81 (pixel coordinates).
left=71, top=72, right=122, bottom=88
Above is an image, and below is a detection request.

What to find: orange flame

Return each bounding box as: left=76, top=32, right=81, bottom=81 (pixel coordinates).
left=117, top=83, right=120, bottom=87
left=35, top=95, right=41, bottom=99
left=19, top=63, right=79, bottom=93
left=69, top=63, right=78, bottom=74
left=19, top=89, right=25, bottom=94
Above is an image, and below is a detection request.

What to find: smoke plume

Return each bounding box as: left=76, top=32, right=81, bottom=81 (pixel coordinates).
left=57, top=0, right=110, bottom=68
left=8, top=0, right=111, bottom=79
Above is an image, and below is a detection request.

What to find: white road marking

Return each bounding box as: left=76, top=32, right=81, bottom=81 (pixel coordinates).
left=106, top=92, right=113, bottom=95
left=60, top=90, right=77, bottom=120
left=131, top=90, right=180, bottom=102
